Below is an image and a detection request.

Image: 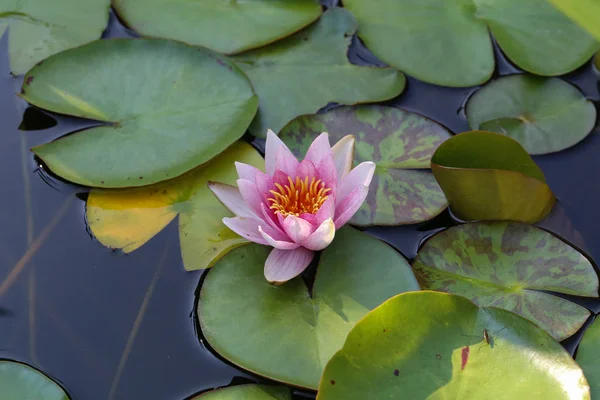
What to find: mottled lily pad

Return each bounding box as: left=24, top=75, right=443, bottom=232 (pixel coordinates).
left=0, top=360, right=69, bottom=399
left=279, top=105, right=450, bottom=226
left=413, top=222, right=598, bottom=341
left=198, top=227, right=420, bottom=389
left=191, top=385, right=290, bottom=400
left=576, top=318, right=600, bottom=398
left=431, top=131, right=556, bottom=223
left=113, top=0, right=322, bottom=55
left=87, top=141, right=264, bottom=271
left=467, top=75, right=596, bottom=154
left=233, top=8, right=405, bottom=136
left=0, top=0, right=110, bottom=74
left=343, top=0, right=598, bottom=87
left=318, top=292, right=590, bottom=400
left=21, top=39, right=258, bottom=187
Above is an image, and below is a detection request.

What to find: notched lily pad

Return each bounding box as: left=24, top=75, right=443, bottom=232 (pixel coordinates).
left=21, top=39, right=258, bottom=187
left=87, top=141, right=264, bottom=271
left=0, top=360, right=69, bottom=400
left=279, top=105, right=450, bottom=226
left=467, top=75, right=596, bottom=154
left=233, top=8, right=406, bottom=136
left=413, top=221, right=599, bottom=341
left=198, top=227, right=420, bottom=389
left=576, top=318, right=600, bottom=398
left=318, top=291, right=590, bottom=400
left=431, top=130, right=556, bottom=223
left=113, top=0, right=322, bottom=55
left=191, top=384, right=290, bottom=400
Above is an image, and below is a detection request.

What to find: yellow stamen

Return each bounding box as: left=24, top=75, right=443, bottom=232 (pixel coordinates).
left=268, top=176, right=331, bottom=217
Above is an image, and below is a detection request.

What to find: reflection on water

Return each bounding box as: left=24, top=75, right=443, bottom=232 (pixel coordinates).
left=0, top=7, right=599, bottom=400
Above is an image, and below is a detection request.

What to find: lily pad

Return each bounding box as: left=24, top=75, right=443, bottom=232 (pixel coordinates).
left=279, top=105, right=450, bottom=226
left=412, top=222, right=598, bottom=341
left=233, top=8, right=405, bottom=136
left=0, top=0, right=110, bottom=74
left=0, top=360, right=69, bottom=400
left=547, top=0, right=600, bottom=41
left=431, top=130, right=556, bottom=223
left=318, top=291, right=590, bottom=400
left=20, top=39, right=258, bottom=187
left=467, top=75, right=596, bottom=154
left=113, top=0, right=322, bottom=55
left=343, top=0, right=598, bottom=87
left=87, top=141, right=264, bottom=271
left=576, top=318, right=600, bottom=398
left=191, top=385, right=290, bottom=400
left=198, top=227, right=420, bottom=389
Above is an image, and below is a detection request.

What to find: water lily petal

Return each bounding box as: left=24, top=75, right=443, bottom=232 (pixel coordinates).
left=223, top=216, right=269, bottom=245
left=304, top=132, right=332, bottom=166
left=300, top=195, right=336, bottom=227
left=266, top=129, right=294, bottom=176
left=264, top=247, right=314, bottom=284
left=282, top=215, right=315, bottom=243
left=334, top=185, right=369, bottom=229
left=237, top=178, right=265, bottom=217
left=208, top=182, right=256, bottom=218
left=302, top=218, right=335, bottom=251
left=316, top=152, right=337, bottom=187
left=276, top=145, right=300, bottom=179
left=296, top=159, right=318, bottom=181
left=259, top=226, right=300, bottom=250
left=235, top=162, right=262, bottom=183
left=331, top=134, right=355, bottom=181
left=336, top=161, right=376, bottom=207
left=260, top=203, right=287, bottom=237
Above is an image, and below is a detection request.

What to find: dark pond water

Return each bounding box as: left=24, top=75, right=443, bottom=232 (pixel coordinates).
left=1, top=6, right=599, bottom=400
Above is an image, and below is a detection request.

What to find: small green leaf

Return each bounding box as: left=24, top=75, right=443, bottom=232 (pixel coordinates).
left=576, top=318, right=600, bottom=398
left=279, top=105, right=450, bottom=226
left=318, top=292, right=590, bottom=400
left=0, top=0, right=110, bottom=74
left=112, top=0, right=322, bottom=55
left=233, top=8, right=405, bottom=136
left=198, top=227, right=419, bottom=389
left=0, top=361, right=69, bottom=400
left=191, top=385, right=290, bottom=400
left=86, top=141, right=264, bottom=271
left=21, top=39, right=258, bottom=187
left=413, top=221, right=598, bottom=341
left=467, top=75, right=596, bottom=154
left=431, top=131, right=556, bottom=223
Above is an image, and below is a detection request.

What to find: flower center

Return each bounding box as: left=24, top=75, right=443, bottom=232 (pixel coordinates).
left=267, top=176, right=332, bottom=217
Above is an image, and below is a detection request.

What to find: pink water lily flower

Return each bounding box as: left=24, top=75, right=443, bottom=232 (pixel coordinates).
left=209, top=130, right=375, bottom=284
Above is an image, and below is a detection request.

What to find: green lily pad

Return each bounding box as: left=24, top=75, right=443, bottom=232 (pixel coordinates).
left=20, top=39, right=258, bottom=188
left=318, top=291, right=590, bottom=400
left=576, top=318, right=600, bottom=398
left=0, top=360, right=69, bottom=400
left=87, top=141, right=264, bottom=271
left=0, top=0, right=110, bottom=74
left=547, top=0, right=600, bottom=41
left=113, top=0, right=322, bottom=55
left=467, top=75, right=596, bottom=154
left=198, top=227, right=420, bottom=389
left=279, top=105, right=450, bottom=226
left=412, top=221, right=598, bottom=341
left=431, top=130, right=556, bottom=223
left=343, top=0, right=598, bottom=87
left=233, top=8, right=405, bottom=136
left=191, top=385, right=290, bottom=400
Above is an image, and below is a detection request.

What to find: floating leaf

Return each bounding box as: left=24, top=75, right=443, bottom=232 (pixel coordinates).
left=112, top=0, right=322, bottom=55
left=576, top=318, right=600, bottom=398
left=233, top=8, right=405, bottom=136
left=279, top=105, right=450, bottom=226
left=191, top=385, right=290, bottom=400
left=547, top=0, right=600, bottom=41
left=198, top=227, right=419, bottom=389
left=431, top=131, right=556, bottom=223
left=0, top=360, right=69, bottom=400
left=343, top=0, right=598, bottom=87
left=87, top=141, right=263, bottom=271
left=413, top=222, right=598, bottom=341
left=318, top=291, right=590, bottom=400
left=467, top=75, right=596, bottom=154
left=21, top=39, right=258, bottom=187
left=0, top=0, right=110, bottom=74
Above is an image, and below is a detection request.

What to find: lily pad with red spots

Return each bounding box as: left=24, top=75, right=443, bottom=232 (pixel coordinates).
left=191, top=384, right=290, bottom=400
left=318, top=291, right=590, bottom=400
left=413, top=222, right=598, bottom=341
left=279, top=105, right=451, bottom=226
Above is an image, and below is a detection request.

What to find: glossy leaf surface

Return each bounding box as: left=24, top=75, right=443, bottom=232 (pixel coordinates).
left=0, top=361, right=69, bottom=400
